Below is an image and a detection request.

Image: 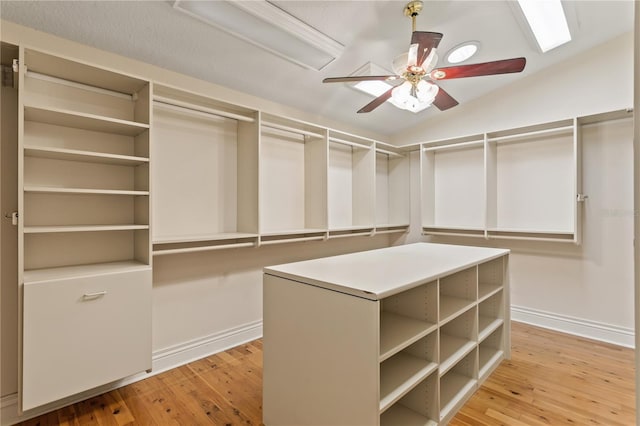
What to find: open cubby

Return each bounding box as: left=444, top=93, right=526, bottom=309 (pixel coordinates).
left=380, top=369, right=438, bottom=426
left=380, top=280, right=437, bottom=361
left=479, top=290, right=505, bottom=342
left=439, top=306, right=477, bottom=376
left=479, top=325, right=505, bottom=381
left=260, top=114, right=327, bottom=238
left=478, top=256, right=504, bottom=301
left=439, top=266, right=477, bottom=324
left=23, top=229, right=149, bottom=273
left=328, top=130, right=374, bottom=234
left=439, top=348, right=478, bottom=423
left=379, top=333, right=438, bottom=413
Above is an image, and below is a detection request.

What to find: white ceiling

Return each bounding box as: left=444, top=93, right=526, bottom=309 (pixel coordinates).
left=0, top=0, right=634, bottom=136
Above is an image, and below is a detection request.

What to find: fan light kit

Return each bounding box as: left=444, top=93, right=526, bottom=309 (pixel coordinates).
left=323, top=0, right=526, bottom=114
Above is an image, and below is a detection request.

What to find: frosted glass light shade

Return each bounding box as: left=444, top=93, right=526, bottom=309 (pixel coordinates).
left=389, top=80, right=439, bottom=113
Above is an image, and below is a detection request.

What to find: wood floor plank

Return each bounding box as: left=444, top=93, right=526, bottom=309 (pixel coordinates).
left=18, top=322, right=635, bottom=425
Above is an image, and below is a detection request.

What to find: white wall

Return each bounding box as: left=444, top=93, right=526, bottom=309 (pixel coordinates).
left=397, top=32, right=635, bottom=346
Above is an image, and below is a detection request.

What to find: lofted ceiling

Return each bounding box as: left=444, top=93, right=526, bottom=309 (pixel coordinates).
left=0, top=0, right=634, bottom=136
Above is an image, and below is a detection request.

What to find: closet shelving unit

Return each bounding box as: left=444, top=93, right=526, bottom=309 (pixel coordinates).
left=263, top=243, right=510, bottom=426
left=18, top=48, right=152, bottom=411
left=421, top=135, right=486, bottom=238
left=375, top=141, right=411, bottom=235
left=151, top=84, right=260, bottom=256
left=259, top=113, right=328, bottom=245
left=327, top=129, right=375, bottom=238
left=420, top=117, right=582, bottom=243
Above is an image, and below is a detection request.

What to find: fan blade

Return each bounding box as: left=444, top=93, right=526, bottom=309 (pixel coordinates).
left=323, top=75, right=399, bottom=83
left=430, top=57, right=526, bottom=80
left=432, top=86, right=459, bottom=111
left=411, top=31, right=443, bottom=67
left=357, top=86, right=395, bottom=113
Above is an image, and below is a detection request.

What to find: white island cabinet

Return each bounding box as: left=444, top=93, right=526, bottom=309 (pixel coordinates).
left=263, top=242, right=510, bottom=426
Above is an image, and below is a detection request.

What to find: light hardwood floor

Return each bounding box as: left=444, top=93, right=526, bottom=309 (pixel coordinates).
left=19, top=322, right=635, bottom=425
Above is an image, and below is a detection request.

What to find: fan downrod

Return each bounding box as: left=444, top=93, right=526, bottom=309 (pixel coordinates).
left=404, top=0, right=423, bottom=32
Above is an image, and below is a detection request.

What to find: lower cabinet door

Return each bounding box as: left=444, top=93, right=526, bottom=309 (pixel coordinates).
left=22, top=268, right=152, bottom=410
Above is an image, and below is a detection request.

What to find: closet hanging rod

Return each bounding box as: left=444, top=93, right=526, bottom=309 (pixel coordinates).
left=487, top=124, right=574, bottom=143
left=25, top=70, right=133, bottom=100
left=328, top=137, right=371, bottom=150
left=153, top=241, right=255, bottom=256
left=375, top=147, right=404, bottom=158
left=261, top=121, right=324, bottom=139
left=422, top=139, right=484, bottom=152
left=259, top=235, right=325, bottom=246
left=153, top=95, right=255, bottom=123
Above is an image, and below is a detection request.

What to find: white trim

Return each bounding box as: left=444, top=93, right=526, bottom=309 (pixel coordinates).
left=511, top=305, right=634, bottom=348
left=0, top=321, right=262, bottom=426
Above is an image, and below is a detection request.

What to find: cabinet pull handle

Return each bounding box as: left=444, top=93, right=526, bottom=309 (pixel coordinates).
left=83, top=291, right=107, bottom=299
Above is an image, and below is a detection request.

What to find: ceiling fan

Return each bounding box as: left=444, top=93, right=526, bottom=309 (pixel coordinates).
left=323, top=0, right=526, bottom=114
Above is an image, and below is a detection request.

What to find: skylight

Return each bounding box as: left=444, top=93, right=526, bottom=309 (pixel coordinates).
left=517, top=0, right=571, bottom=52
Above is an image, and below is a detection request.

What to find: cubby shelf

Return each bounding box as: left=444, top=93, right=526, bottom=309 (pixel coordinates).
left=439, top=296, right=475, bottom=324
left=24, top=105, right=149, bottom=136
left=264, top=244, right=509, bottom=425
left=380, top=353, right=438, bottom=413
left=439, top=372, right=477, bottom=421
left=479, top=317, right=504, bottom=342
left=478, top=282, right=503, bottom=302
left=24, top=146, right=149, bottom=166
left=380, top=404, right=438, bottom=426
left=379, top=312, right=437, bottom=362
left=439, top=335, right=476, bottom=376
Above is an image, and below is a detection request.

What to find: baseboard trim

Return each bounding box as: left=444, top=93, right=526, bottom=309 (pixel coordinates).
left=511, top=305, right=634, bottom=348
left=1, top=320, right=263, bottom=426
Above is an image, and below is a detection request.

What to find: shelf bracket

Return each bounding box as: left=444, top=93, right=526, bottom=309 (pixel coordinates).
left=3, top=212, right=18, bottom=225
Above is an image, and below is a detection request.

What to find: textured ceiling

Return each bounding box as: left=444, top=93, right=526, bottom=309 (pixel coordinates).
left=0, top=0, right=634, bottom=136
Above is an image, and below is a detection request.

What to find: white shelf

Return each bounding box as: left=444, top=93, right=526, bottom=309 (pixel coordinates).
left=260, top=228, right=326, bottom=237
left=24, top=185, right=149, bottom=196
left=439, top=335, right=476, bottom=376
left=24, top=146, right=149, bottom=166
left=379, top=353, right=438, bottom=413
left=479, top=349, right=504, bottom=380
left=478, top=283, right=502, bottom=302
left=24, top=105, right=149, bottom=136
left=153, top=232, right=258, bottom=244
left=479, top=317, right=503, bottom=342
left=380, top=404, right=438, bottom=426
left=439, top=296, right=475, bottom=324
left=23, top=260, right=151, bottom=284
left=439, top=372, right=476, bottom=421
left=380, top=312, right=436, bottom=362
left=24, top=224, right=148, bottom=234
